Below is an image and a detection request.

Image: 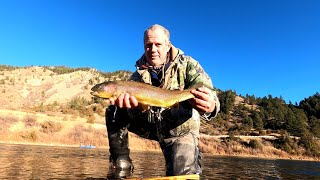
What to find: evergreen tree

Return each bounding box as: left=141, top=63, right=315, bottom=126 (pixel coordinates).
left=218, top=90, right=236, bottom=115
left=252, top=111, right=264, bottom=130
left=300, top=92, right=320, bottom=118
left=309, top=116, right=320, bottom=138
left=285, top=106, right=308, bottom=137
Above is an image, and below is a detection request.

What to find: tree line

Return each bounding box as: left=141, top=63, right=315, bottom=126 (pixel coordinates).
left=213, top=90, right=320, bottom=157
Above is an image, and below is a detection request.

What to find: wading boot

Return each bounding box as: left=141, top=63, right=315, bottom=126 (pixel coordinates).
left=106, top=105, right=134, bottom=179
left=107, top=154, right=134, bottom=179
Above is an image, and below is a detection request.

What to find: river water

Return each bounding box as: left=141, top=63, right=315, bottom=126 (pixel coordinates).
left=0, top=143, right=319, bottom=179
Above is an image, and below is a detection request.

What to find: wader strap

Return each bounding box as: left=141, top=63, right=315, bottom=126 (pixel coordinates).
left=148, top=107, right=165, bottom=141
left=108, top=105, right=118, bottom=123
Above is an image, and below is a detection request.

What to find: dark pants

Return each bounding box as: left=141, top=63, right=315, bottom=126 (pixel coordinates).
left=106, top=105, right=202, bottom=176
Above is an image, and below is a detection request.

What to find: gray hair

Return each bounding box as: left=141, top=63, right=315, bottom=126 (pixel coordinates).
left=144, top=24, right=170, bottom=42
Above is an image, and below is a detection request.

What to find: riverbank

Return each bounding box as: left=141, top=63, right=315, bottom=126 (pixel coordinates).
left=1, top=137, right=319, bottom=162
left=1, top=108, right=319, bottom=162
left=199, top=134, right=320, bottom=162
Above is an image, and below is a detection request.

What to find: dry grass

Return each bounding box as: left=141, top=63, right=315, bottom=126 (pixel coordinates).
left=0, top=109, right=160, bottom=150
left=199, top=134, right=319, bottom=161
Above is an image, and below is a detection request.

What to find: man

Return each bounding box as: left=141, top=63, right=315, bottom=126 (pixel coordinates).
left=106, top=24, right=220, bottom=178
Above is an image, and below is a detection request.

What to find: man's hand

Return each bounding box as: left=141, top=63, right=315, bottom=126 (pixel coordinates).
left=190, top=86, right=216, bottom=113
left=108, top=93, right=139, bottom=108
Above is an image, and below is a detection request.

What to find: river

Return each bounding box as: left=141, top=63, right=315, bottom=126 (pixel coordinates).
left=0, top=143, right=319, bottom=179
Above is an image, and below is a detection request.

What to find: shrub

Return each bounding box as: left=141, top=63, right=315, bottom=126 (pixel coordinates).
left=87, top=114, right=95, bottom=124
left=92, top=103, right=106, bottom=116
left=67, top=125, right=85, bottom=143
left=68, top=97, right=90, bottom=110
left=40, top=121, right=62, bottom=133
left=248, top=139, right=262, bottom=149
left=273, top=132, right=299, bottom=155
left=20, top=130, right=38, bottom=141
left=0, top=65, right=18, bottom=71
left=24, top=115, right=38, bottom=127
left=226, top=131, right=241, bottom=142
left=0, top=115, right=18, bottom=133
left=300, top=132, right=320, bottom=157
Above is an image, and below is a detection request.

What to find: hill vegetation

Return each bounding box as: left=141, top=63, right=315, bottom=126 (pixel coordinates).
left=207, top=90, right=320, bottom=158
left=0, top=65, right=319, bottom=161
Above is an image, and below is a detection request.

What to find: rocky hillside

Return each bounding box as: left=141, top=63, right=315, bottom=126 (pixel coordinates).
left=0, top=66, right=161, bottom=150
left=1, top=66, right=101, bottom=109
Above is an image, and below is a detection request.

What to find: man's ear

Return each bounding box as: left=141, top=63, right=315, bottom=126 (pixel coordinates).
left=167, top=41, right=172, bottom=52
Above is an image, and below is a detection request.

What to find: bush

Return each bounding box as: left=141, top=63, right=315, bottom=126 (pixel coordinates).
left=24, top=115, right=38, bottom=127
left=87, top=115, right=95, bottom=124
left=226, top=131, right=241, bottom=142
left=92, top=103, right=106, bottom=116
left=20, top=130, right=38, bottom=141
left=273, top=133, right=299, bottom=155
left=67, top=125, right=85, bottom=143
left=40, top=121, right=62, bottom=133
left=0, top=65, right=17, bottom=71
left=248, top=139, right=262, bottom=149
left=300, top=132, right=320, bottom=157
left=0, top=115, right=18, bottom=133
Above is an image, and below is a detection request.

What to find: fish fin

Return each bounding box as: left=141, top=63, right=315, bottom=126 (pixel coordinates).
left=141, top=104, right=149, bottom=111
left=172, top=102, right=180, bottom=109
left=109, top=96, right=116, bottom=102
left=190, top=83, right=205, bottom=90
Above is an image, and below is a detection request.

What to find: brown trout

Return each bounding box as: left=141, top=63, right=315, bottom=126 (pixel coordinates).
left=90, top=81, right=203, bottom=108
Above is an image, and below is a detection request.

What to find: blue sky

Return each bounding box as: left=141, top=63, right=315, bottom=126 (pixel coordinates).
left=0, top=0, right=319, bottom=104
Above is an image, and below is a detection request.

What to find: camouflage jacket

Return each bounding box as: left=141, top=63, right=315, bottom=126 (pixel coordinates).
left=128, top=45, right=220, bottom=139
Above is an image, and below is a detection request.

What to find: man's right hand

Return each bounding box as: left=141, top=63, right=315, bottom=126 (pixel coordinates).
left=108, top=93, right=139, bottom=108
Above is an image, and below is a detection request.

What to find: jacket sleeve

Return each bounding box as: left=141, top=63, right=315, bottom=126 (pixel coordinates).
left=185, top=57, right=220, bottom=119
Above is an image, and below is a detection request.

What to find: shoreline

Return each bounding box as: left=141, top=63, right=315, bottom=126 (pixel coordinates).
left=1, top=141, right=319, bottom=162
left=203, top=152, right=320, bottom=162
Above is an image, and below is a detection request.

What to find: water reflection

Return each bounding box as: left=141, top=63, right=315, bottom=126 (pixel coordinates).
left=0, top=144, right=319, bottom=179
left=0, top=144, right=110, bottom=179
left=202, top=156, right=282, bottom=179
left=202, top=155, right=320, bottom=179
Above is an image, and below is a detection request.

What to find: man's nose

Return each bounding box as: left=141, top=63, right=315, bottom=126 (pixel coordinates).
left=151, top=44, right=157, bottom=52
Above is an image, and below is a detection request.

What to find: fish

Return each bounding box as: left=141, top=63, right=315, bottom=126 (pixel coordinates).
left=90, top=80, right=203, bottom=108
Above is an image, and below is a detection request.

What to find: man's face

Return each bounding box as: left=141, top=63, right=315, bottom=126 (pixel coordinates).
left=144, top=29, right=171, bottom=66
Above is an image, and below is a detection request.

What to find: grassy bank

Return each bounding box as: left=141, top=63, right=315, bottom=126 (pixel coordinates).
left=1, top=109, right=319, bottom=162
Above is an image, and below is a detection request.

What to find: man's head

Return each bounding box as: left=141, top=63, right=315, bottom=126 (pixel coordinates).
left=144, top=24, right=171, bottom=67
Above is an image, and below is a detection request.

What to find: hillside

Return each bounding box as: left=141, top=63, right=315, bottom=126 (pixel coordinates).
left=0, top=66, right=158, bottom=151
left=0, top=65, right=319, bottom=161
left=0, top=66, right=97, bottom=109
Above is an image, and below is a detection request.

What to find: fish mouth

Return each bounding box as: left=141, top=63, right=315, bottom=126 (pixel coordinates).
left=90, top=91, right=98, bottom=96
left=91, top=82, right=104, bottom=91
left=91, top=85, right=98, bottom=91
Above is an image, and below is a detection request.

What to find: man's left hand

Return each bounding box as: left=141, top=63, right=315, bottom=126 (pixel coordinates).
left=189, top=86, right=216, bottom=113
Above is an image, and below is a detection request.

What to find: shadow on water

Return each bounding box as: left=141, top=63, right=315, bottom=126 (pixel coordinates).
left=0, top=144, right=319, bottom=179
